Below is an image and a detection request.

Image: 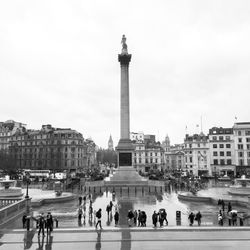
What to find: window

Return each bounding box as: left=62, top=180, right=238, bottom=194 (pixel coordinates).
left=238, top=152, right=243, bottom=157
left=238, top=144, right=243, bottom=150
left=213, top=152, right=218, bottom=156
left=246, top=131, right=250, bottom=136
left=220, top=152, right=224, bottom=156
left=226, top=144, right=231, bottom=148
left=239, top=159, right=244, bottom=165
left=220, top=159, right=225, bottom=165
left=189, top=157, right=192, bottom=163
left=197, top=143, right=200, bottom=147
left=246, top=138, right=250, bottom=142
left=247, top=145, right=250, bottom=150
left=225, top=136, right=230, bottom=140
left=238, top=131, right=241, bottom=136
left=227, top=159, right=232, bottom=165
left=226, top=151, right=231, bottom=156
left=189, top=144, right=192, bottom=148
left=219, top=144, right=224, bottom=148
left=238, top=138, right=242, bottom=143
left=219, top=136, right=223, bottom=140
left=214, top=159, right=218, bottom=165
left=213, top=144, right=217, bottom=148
left=212, top=136, right=217, bottom=141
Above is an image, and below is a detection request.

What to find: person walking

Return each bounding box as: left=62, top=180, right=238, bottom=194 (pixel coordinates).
left=158, top=210, right=164, bottom=227
left=195, top=211, right=202, bottom=226
left=46, top=212, right=53, bottom=234
left=188, top=212, right=195, bottom=226
left=106, top=204, right=111, bottom=218
left=114, top=211, right=119, bottom=226
left=152, top=211, right=158, bottom=228
left=127, top=210, right=134, bottom=227
left=78, top=196, right=82, bottom=206
left=38, top=214, right=46, bottom=237
left=137, top=210, right=142, bottom=227
left=228, top=202, right=232, bottom=213
left=218, top=210, right=223, bottom=226
left=95, top=209, right=103, bottom=230
left=141, top=211, right=147, bottom=227
left=78, top=207, right=83, bottom=222
left=22, top=214, right=27, bottom=229
left=133, top=210, right=138, bottom=225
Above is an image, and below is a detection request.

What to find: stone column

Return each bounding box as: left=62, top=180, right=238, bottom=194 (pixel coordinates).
left=119, top=53, right=131, bottom=140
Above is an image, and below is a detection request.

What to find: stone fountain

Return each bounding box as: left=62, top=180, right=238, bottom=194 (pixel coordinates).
left=228, top=175, right=250, bottom=196
left=0, top=175, right=23, bottom=198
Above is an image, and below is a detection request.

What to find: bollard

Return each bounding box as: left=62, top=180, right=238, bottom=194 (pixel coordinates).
left=176, top=211, right=181, bottom=226
left=176, top=211, right=181, bottom=220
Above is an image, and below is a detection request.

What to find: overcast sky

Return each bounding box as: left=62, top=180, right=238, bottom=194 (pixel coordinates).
left=1, top=0, right=250, bottom=148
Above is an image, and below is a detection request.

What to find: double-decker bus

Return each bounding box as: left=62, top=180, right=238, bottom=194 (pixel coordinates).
left=23, top=169, right=51, bottom=181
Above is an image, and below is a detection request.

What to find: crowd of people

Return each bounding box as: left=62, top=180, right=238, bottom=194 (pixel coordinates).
left=217, top=200, right=244, bottom=226
left=188, top=211, right=202, bottom=226
left=22, top=212, right=57, bottom=237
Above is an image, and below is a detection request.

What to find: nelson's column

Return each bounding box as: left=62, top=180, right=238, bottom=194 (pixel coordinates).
left=109, top=35, right=146, bottom=183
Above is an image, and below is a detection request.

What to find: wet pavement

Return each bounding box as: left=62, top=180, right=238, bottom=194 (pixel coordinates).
left=1, top=227, right=250, bottom=250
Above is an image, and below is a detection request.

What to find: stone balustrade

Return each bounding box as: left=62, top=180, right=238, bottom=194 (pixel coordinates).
left=0, top=198, right=28, bottom=226
left=0, top=198, right=22, bottom=208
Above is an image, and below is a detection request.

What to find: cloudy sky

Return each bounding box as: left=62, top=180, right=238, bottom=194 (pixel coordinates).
left=1, top=0, right=250, bottom=148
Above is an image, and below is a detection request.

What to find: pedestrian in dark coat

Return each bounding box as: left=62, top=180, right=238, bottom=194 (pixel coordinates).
left=46, top=212, right=53, bottom=234
left=38, top=214, right=46, bottom=236
left=22, top=214, right=27, bottom=228
left=195, top=211, right=202, bottom=226
left=114, top=211, right=119, bottom=226
left=152, top=211, right=158, bottom=227
left=228, top=202, right=232, bottom=213
left=188, top=212, right=195, bottom=226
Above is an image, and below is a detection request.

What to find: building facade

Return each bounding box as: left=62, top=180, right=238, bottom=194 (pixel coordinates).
left=233, top=122, right=250, bottom=177
left=9, top=124, right=95, bottom=172
left=184, top=133, right=211, bottom=177
left=164, top=144, right=185, bottom=173
left=131, top=133, right=164, bottom=173
left=0, top=120, right=25, bottom=151
left=208, top=127, right=235, bottom=177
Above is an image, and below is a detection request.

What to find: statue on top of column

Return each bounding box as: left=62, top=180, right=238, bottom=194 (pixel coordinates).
left=121, top=35, right=128, bottom=54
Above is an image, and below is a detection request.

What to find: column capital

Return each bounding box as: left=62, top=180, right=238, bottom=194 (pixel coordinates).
left=118, top=54, right=132, bottom=66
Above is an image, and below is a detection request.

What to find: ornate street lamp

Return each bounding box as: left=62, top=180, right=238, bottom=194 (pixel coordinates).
left=25, top=172, right=31, bottom=199
left=24, top=172, right=32, bottom=230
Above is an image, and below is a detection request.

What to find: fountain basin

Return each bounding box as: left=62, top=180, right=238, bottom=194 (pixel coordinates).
left=0, top=177, right=23, bottom=198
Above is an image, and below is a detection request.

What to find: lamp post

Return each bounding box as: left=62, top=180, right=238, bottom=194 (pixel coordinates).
left=25, top=173, right=30, bottom=199
left=24, top=173, right=31, bottom=231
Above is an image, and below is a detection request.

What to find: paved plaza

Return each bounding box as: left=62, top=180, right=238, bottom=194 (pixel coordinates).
left=1, top=227, right=250, bottom=250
